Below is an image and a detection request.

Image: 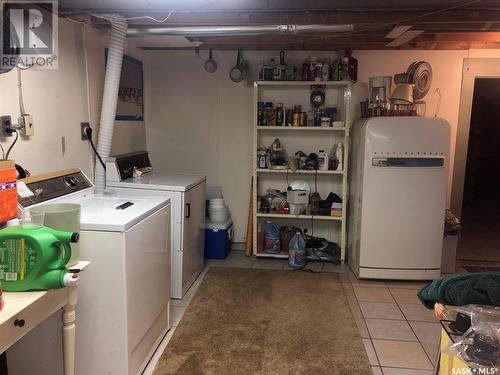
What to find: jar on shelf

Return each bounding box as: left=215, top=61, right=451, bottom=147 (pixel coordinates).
left=257, top=148, right=267, bottom=169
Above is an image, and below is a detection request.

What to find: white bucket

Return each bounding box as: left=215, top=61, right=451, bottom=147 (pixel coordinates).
left=209, top=198, right=225, bottom=205
left=209, top=206, right=229, bottom=223
left=209, top=199, right=225, bottom=209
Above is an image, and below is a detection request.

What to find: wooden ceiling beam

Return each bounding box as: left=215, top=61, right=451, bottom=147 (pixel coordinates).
left=429, top=32, right=500, bottom=42
left=86, top=9, right=500, bottom=26
left=190, top=32, right=500, bottom=46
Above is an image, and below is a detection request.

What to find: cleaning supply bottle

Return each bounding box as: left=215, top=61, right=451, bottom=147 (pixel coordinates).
left=335, top=143, right=344, bottom=171
left=318, top=150, right=329, bottom=170
left=288, top=231, right=306, bottom=268
left=0, top=225, right=79, bottom=291
left=264, top=221, right=280, bottom=254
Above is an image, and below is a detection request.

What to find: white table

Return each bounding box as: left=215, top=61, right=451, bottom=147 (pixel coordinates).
left=0, top=261, right=89, bottom=375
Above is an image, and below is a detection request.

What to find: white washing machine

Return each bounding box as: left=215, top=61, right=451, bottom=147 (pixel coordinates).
left=8, top=169, right=171, bottom=375
left=106, top=151, right=206, bottom=299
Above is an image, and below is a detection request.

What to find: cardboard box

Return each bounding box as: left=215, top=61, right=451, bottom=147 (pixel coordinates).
left=330, top=209, right=343, bottom=217
left=287, top=190, right=309, bottom=205
left=0, top=161, right=18, bottom=223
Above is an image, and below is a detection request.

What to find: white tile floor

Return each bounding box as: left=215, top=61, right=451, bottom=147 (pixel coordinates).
left=143, top=251, right=438, bottom=375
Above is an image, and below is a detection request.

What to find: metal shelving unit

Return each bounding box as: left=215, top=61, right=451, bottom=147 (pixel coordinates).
left=252, top=80, right=352, bottom=262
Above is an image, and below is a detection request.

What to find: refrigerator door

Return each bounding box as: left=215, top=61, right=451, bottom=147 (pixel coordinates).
left=359, top=159, right=447, bottom=270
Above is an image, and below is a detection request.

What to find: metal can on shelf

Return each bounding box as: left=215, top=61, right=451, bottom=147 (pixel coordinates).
left=293, top=113, right=300, bottom=127
left=300, top=112, right=306, bottom=126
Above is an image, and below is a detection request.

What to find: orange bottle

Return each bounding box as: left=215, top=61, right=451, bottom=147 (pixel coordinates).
left=0, top=161, right=17, bottom=223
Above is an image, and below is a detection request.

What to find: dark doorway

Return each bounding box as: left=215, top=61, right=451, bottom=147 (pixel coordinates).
left=457, top=78, right=500, bottom=267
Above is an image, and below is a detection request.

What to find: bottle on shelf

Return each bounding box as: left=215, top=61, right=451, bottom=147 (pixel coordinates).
left=257, top=147, right=267, bottom=169
left=288, top=231, right=306, bottom=268
left=344, top=48, right=358, bottom=83
left=318, top=150, right=329, bottom=170
left=321, top=62, right=330, bottom=81
left=266, top=102, right=276, bottom=126
left=264, top=221, right=280, bottom=254
left=257, top=101, right=264, bottom=125
left=335, top=143, right=344, bottom=171
left=276, top=103, right=284, bottom=126
left=336, top=60, right=344, bottom=81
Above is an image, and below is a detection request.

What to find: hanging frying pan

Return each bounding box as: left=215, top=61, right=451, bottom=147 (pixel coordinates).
left=230, top=50, right=244, bottom=83
left=204, top=49, right=217, bottom=73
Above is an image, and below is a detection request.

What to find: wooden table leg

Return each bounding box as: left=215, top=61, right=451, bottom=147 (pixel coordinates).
left=62, top=286, right=78, bottom=375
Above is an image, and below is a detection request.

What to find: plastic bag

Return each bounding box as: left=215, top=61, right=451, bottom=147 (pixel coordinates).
left=445, top=304, right=500, bottom=368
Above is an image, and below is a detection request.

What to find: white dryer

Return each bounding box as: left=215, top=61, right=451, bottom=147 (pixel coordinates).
left=8, top=169, right=171, bottom=375
left=106, top=151, right=206, bottom=299
left=348, top=117, right=450, bottom=280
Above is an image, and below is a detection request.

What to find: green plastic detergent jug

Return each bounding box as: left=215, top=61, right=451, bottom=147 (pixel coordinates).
left=0, top=225, right=79, bottom=291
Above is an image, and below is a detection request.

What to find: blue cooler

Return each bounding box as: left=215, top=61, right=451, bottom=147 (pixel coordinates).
left=204, top=219, right=233, bottom=259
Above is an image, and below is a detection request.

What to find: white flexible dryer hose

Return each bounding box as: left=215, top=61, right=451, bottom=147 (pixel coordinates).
left=94, top=16, right=127, bottom=193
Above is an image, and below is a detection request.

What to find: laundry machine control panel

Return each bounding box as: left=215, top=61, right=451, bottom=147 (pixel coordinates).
left=107, top=151, right=151, bottom=181
left=18, top=169, right=93, bottom=209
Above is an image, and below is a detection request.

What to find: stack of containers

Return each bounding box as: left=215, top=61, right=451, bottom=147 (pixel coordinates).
left=208, top=198, right=230, bottom=223
left=205, top=198, right=232, bottom=259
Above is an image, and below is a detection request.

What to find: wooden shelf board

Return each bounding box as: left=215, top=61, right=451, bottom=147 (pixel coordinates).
left=256, top=126, right=346, bottom=131
left=254, top=252, right=335, bottom=262
left=255, top=80, right=352, bottom=87
left=256, top=213, right=343, bottom=221
left=256, top=168, right=344, bottom=175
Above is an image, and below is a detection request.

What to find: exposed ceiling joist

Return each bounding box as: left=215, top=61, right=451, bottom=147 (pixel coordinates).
left=59, top=1, right=500, bottom=51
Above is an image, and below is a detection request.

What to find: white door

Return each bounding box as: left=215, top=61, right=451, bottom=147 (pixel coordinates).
left=126, top=204, right=171, bottom=374
left=181, top=182, right=206, bottom=293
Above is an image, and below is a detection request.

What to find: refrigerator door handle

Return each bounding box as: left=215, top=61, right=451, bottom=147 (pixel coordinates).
left=185, top=203, right=191, bottom=218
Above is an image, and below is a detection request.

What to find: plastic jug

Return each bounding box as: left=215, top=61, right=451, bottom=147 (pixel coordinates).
left=288, top=231, right=306, bottom=268
left=264, top=221, right=280, bottom=254
left=0, top=225, right=79, bottom=291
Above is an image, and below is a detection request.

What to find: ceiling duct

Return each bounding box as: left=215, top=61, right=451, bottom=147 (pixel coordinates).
left=127, top=24, right=354, bottom=37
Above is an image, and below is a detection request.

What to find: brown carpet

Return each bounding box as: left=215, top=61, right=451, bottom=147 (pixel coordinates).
left=153, top=267, right=372, bottom=375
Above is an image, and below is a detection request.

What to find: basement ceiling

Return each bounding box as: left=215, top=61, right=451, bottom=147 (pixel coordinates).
left=59, top=0, right=500, bottom=50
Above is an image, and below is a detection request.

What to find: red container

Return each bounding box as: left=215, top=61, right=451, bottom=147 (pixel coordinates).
left=0, top=161, right=18, bottom=223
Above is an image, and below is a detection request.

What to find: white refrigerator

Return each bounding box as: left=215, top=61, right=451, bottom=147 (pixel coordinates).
left=347, top=116, right=450, bottom=280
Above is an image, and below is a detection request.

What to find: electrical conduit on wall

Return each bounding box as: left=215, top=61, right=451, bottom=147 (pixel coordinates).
left=94, top=16, right=127, bottom=193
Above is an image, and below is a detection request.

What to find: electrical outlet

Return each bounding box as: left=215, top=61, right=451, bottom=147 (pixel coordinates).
left=0, top=116, right=13, bottom=137
left=22, top=114, right=34, bottom=136
left=81, top=122, right=90, bottom=140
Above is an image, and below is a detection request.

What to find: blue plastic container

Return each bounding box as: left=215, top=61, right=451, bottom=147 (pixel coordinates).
left=204, top=219, right=233, bottom=259
left=264, top=221, right=280, bottom=254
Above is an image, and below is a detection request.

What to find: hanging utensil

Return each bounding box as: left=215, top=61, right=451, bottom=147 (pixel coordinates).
left=280, top=50, right=286, bottom=65
left=204, top=49, right=217, bottom=73
left=230, top=50, right=244, bottom=83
